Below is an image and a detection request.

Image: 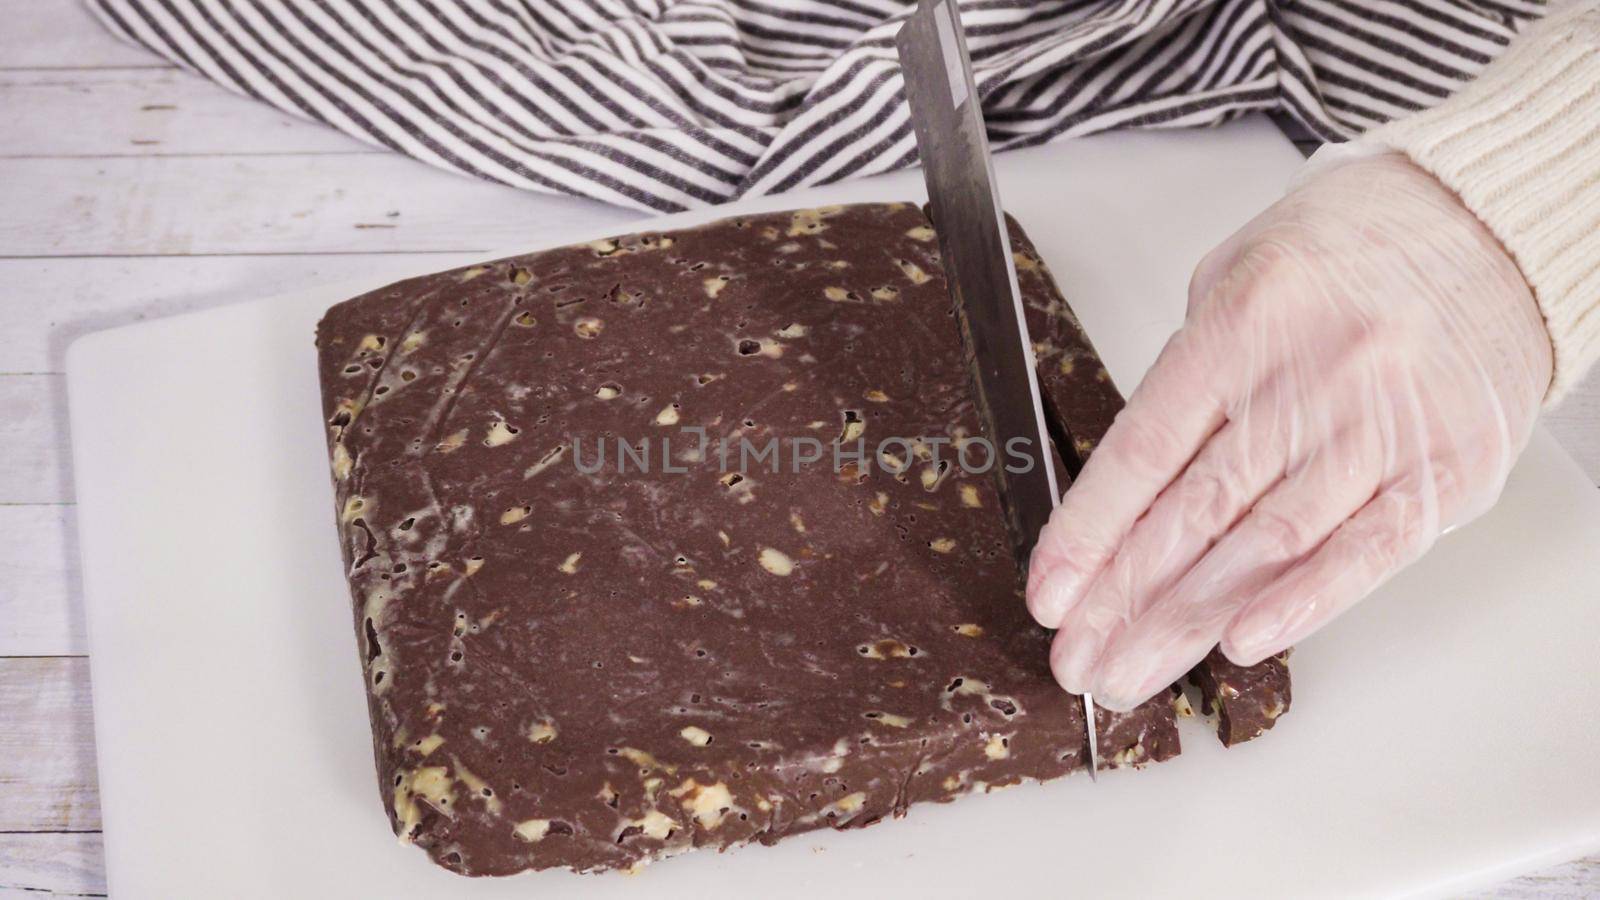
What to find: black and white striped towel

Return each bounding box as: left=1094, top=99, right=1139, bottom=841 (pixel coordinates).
left=89, top=0, right=1545, bottom=212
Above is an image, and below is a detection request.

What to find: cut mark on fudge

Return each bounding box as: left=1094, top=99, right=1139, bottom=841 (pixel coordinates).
left=1034, top=366, right=1087, bottom=480
left=418, top=294, right=530, bottom=458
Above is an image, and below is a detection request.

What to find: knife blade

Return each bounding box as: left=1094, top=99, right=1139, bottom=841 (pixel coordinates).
left=894, top=0, right=1100, bottom=780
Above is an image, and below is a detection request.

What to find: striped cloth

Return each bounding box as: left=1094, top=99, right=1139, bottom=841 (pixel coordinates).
left=88, top=0, right=1546, bottom=213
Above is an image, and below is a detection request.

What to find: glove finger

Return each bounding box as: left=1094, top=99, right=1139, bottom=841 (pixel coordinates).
left=1044, top=413, right=1289, bottom=696
left=1026, top=327, right=1225, bottom=627
left=1221, top=486, right=1434, bottom=665
left=1088, top=447, right=1378, bottom=710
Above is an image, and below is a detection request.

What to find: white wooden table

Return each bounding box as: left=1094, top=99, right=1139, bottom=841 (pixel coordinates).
left=2, top=2, right=1596, bottom=896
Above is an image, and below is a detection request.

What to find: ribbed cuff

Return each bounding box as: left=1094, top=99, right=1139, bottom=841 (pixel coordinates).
left=1357, top=2, right=1600, bottom=406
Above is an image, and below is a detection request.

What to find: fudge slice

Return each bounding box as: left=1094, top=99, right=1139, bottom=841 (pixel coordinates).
left=1189, top=648, right=1293, bottom=747
left=1008, top=225, right=1294, bottom=748
left=1009, top=219, right=1122, bottom=472
left=316, top=203, right=1179, bottom=876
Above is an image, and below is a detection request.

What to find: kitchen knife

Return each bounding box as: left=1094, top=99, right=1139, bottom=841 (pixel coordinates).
left=895, top=0, right=1100, bottom=779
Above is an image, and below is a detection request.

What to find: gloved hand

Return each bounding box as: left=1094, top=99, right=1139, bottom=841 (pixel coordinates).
left=1026, top=151, right=1553, bottom=711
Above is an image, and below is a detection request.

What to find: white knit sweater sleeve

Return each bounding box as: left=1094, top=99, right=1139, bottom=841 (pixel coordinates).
left=1357, top=1, right=1600, bottom=405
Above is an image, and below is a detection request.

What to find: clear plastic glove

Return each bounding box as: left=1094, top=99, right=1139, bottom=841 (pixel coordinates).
left=1026, top=152, right=1552, bottom=712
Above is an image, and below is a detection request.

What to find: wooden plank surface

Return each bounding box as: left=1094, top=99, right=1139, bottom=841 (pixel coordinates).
left=1464, top=859, right=1600, bottom=898
left=0, top=506, right=83, bottom=656
left=0, top=153, right=639, bottom=257
left=0, top=658, right=99, bottom=832
left=0, top=833, right=106, bottom=899
left=0, top=0, right=161, bottom=70
left=0, top=4, right=1594, bottom=896
left=0, top=375, right=71, bottom=503
left=0, top=68, right=365, bottom=157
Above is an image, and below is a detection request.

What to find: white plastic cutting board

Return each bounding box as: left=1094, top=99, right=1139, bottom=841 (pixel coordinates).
left=66, top=117, right=1600, bottom=899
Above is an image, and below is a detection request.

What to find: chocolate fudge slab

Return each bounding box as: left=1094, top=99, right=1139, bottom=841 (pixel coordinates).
left=1190, top=648, right=1293, bottom=747
left=316, top=203, right=1180, bottom=877
left=1007, top=231, right=1295, bottom=748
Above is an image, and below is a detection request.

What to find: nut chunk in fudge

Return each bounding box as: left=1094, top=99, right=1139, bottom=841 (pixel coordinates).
left=315, top=203, right=1180, bottom=877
